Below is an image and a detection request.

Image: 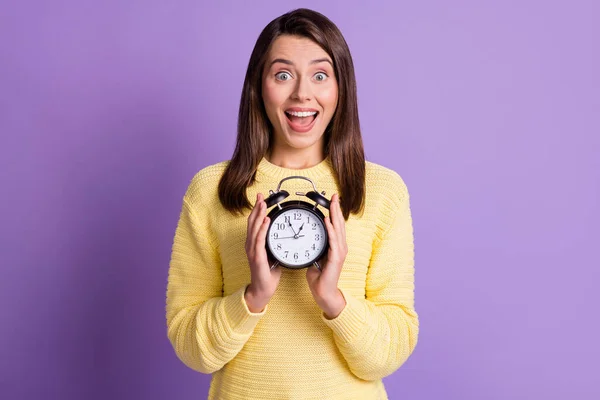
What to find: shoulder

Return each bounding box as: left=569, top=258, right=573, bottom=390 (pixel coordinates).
left=365, top=160, right=410, bottom=205
left=184, top=160, right=230, bottom=205
left=363, top=160, right=412, bottom=234
left=189, top=160, right=230, bottom=188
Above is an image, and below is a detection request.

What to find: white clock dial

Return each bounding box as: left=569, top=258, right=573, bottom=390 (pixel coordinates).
left=267, top=208, right=327, bottom=267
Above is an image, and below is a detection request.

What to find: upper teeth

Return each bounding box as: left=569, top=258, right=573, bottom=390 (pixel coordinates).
left=287, top=111, right=317, bottom=117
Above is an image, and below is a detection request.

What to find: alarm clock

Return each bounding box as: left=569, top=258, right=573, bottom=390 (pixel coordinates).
left=263, top=176, right=331, bottom=270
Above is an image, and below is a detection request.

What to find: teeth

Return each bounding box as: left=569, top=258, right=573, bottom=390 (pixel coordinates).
left=287, top=111, right=317, bottom=117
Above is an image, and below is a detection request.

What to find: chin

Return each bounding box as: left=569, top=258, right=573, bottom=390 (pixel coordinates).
left=282, top=130, right=324, bottom=147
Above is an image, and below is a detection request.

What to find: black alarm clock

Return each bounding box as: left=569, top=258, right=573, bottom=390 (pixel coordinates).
left=263, top=176, right=331, bottom=270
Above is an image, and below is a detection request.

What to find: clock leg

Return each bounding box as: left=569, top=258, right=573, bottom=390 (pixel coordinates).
left=313, top=261, right=322, bottom=271
left=269, top=260, right=280, bottom=270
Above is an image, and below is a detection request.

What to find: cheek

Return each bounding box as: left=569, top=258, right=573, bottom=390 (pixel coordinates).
left=261, top=82, right=276, bottom=114
left=318, top=85, right=339, bottom=115
left=262, top=80, right=287, bottom=111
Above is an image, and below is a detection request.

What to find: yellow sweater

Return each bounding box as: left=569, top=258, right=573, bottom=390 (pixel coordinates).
left=166, top=155, right=419, bottom=400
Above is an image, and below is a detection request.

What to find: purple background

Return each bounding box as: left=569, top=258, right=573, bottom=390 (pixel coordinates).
left=1, top=1, right=598, bottom=399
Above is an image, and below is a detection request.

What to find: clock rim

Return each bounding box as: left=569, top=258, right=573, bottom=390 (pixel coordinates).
left=265, top=200, right=329, bottom=269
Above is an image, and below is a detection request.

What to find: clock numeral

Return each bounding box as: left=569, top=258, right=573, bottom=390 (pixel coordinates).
left=273, top=232, right=279, bottom=239
left=315, top=234, right=320, bottom=241
left=277, top=243, right=282, bottom=250
left=306, top=216, right=310, bottom=223
left=312, top=244, right=316, bottom=250
left=284, top=251, right=289, bottom=258
left=294, top=252, right=298, bottom=260
left=284, top=215, right=290, bottom=223
left=276, top=223, right=285, bottom=230
left=312, top=222, right=317, bottom=230
left=305, top=250, right=310, bottom=258
left=294, top=212, right=302, bottom=220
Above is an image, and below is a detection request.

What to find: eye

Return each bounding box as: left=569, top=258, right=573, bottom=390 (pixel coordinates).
left=314, top=72, right=328, bottom=82
left=275, top=72, right=292, bottom=81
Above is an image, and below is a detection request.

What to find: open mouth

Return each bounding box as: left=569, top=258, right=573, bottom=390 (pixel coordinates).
left=284, top=110, right=319, bottom=132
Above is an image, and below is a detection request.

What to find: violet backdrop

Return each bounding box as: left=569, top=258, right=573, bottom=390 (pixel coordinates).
left=1, top=1, right=598, bottom=399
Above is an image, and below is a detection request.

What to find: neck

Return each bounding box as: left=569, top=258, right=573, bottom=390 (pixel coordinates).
left=266, top=146, right=325, bottom=170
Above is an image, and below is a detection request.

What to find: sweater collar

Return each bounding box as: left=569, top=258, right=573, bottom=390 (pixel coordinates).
left=256, top=155, right=334, bottom=182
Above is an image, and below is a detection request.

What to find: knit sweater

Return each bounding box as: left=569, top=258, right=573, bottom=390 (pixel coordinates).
left=166, top=155, right=419, bottom=400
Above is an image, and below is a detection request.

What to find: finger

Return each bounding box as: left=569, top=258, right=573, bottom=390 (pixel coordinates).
left=247, top=193, right=262, bottom=236
left=255, top=216, right=270, bottom=251
left=329, top=195, right=341, bottom=235
left=331, top=194, right=346, bottom=244
left=323, top=217, right=344, bottom=279
left=250, top=196, right=268, bottom=240
left=324, top=215, right=338, bottom=252
left=329, top=194, right=339, bottom=226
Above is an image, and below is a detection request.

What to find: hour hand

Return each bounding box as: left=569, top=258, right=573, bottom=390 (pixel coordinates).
left=295, top=223, right=305, bottom=238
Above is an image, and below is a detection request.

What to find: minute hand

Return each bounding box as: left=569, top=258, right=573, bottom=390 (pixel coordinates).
left=288, top=221, right=298, bottom=236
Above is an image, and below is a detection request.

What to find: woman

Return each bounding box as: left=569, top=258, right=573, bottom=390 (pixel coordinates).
left=166, top=8, right=418, bottom=400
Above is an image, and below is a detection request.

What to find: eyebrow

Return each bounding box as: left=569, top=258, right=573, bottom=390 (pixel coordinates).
left=269, top=58, right=333, bottom=68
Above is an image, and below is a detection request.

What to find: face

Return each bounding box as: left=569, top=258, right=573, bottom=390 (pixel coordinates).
left=262, top=35, right=338, bottom=155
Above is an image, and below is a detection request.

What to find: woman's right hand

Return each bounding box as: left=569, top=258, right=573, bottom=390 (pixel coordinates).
left=244, top=193, right=282, bottom=312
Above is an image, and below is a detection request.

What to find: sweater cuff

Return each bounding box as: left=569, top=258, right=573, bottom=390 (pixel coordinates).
left=221, top=285, right=268, bottom=334
left=321, top=288, right=372, bottom=344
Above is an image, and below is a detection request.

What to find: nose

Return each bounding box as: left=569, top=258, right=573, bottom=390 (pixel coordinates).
left=291, top=75, right=312, bottom=101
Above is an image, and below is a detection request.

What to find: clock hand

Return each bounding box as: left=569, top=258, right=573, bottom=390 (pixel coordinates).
left=294, top=223, right=305, bottom=239
left=273, top=235, right=305, bottom=240
left=287, top=221, right=298, bottom=236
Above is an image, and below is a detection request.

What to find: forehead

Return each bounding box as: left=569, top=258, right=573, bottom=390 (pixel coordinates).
left=267, top=35, right=332, bottom=63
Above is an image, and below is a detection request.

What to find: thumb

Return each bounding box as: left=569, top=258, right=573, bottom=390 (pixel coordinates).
left=306, top=263, right=320, bottom=285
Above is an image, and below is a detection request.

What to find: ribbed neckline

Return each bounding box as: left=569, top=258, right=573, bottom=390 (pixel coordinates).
left=256, top=155, right=334, bottom=181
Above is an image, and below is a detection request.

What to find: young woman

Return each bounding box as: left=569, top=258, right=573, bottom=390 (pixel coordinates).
left=166, top=8, right=418, bottom=400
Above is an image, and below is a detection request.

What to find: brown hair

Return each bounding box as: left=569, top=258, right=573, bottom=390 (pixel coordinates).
left=218, top=8, right=365, bottom=220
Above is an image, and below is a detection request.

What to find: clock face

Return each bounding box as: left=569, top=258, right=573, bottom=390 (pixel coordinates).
left=266, top=207, right=327, bottom=268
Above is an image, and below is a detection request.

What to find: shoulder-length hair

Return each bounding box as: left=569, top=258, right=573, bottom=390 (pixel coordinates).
left=218, top=8, right=365, bottom=220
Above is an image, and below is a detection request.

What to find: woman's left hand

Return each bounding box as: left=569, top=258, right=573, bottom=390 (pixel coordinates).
left=306, top=193, right=347, bottom=319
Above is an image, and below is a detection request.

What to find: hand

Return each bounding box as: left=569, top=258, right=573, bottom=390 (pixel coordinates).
left=306, top=193, right=347, bottom=319
left=245, top=193, right=282, bottom=312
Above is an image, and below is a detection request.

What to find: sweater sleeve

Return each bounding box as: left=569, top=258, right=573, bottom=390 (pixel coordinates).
left=166, top=181, right=267, bottom=374
left=321, top=172, right=419, bottom=381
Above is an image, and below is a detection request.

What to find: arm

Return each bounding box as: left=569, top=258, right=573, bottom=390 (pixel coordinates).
left=166, top=188, right=267, bottom=374
left=322, top=175, right=419, bottom=381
